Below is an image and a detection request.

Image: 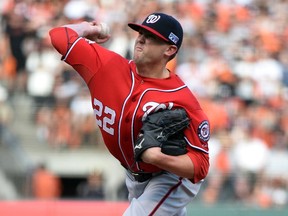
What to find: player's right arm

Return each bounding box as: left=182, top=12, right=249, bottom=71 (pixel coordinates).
left=49, top=21, right=110, bottom=56
left=49, top=21, right=112, bottom=83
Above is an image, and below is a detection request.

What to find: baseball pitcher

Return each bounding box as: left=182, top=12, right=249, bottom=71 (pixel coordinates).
left=49, top=12, right=210, bottom=216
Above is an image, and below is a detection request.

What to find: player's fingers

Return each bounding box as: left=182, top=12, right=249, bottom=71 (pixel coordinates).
left=95, top=35, right=111, bottom=44
left=90, top=20, right=98, bottom=26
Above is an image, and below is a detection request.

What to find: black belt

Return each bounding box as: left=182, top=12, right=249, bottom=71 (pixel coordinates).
left=127, top=170, right=163, bottom=183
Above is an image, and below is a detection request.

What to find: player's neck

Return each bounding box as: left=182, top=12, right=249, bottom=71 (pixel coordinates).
left=136, top=65, right=170, bottom=79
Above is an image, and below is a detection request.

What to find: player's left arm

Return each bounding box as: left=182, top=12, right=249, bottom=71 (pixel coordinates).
left=141, top=109, right=210, bottom=183
left=141, top=145, right=209, bottom=183
left=142, top=148, right=195, bottom=178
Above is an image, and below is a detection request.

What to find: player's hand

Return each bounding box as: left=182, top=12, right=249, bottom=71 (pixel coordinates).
left=63, top=21, right=111, bottom=44
left=88, top=21, right=111, bottom=44
left=133, top=109, right=189, bottom=162
left=65, top=21, right=111, bottom=44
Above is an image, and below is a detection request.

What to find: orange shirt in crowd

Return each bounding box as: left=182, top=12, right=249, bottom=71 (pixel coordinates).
left=32, top=167, right=61, bottom=199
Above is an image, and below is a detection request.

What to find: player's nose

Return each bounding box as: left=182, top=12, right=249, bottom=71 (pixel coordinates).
left=137, top=33, right=145, bottom=44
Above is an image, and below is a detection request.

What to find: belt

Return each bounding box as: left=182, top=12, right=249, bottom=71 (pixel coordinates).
left=127, top=170, right=163, bottom=183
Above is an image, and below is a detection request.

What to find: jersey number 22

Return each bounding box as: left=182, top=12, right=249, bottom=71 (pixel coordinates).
left=93, top=98, right=116, bottom=135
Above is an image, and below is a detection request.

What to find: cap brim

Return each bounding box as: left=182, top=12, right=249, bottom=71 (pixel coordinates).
left=128, top=23, right=169, bottom=42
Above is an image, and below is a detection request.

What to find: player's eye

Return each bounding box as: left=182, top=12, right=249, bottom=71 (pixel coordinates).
left=139, top=30, right=160, bottom=41
left=144, top=33, right=156, bottom=40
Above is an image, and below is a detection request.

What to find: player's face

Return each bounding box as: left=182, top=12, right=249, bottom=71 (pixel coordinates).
left=133, top=29, right=170, bottom=66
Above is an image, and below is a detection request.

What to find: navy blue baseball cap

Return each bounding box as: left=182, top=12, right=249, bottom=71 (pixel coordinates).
left=128, top=12, right=183, bottom=50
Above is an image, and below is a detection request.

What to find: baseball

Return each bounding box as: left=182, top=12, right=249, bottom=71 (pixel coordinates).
left=99, top=22, right=110, bottom=38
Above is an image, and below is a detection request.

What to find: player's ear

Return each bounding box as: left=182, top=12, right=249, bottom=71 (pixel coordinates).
left=165, top=45, right=178, bottom=59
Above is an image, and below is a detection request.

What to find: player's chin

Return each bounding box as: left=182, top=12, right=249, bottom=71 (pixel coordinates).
left=132, top=53, right=141, bottom=62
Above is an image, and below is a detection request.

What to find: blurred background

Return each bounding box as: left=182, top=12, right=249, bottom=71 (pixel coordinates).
left=0, top=0, right=288, bottom=215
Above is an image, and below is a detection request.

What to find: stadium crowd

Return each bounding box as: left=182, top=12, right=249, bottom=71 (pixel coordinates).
left=0, top=0, right=288, bottom=208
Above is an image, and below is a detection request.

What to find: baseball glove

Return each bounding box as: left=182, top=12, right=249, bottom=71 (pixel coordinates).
left=134, top=109, right=190, bottom=161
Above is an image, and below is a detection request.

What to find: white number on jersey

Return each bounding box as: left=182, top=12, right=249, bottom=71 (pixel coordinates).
left=93, top=98, right=116, bottom=135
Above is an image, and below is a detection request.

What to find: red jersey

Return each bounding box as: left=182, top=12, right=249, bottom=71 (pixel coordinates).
left=49, top=27, right=210, bottom=183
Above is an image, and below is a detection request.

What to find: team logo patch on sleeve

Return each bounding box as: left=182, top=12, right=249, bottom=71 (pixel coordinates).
left=198, top=121, right=210, bottom=142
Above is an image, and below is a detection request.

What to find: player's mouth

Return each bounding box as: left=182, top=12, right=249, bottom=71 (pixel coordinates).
left=135, top=46, right=143, bottom=52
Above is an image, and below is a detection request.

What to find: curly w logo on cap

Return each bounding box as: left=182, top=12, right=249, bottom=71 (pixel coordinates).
left=146, top=15, right=161, bottom=23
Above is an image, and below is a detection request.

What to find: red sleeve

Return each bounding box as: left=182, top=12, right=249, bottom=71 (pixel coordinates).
left=185, top=108, right=210, bottom=183
left=176, top=91, right=210, bottom=183
left=49, top=27, right=79, bottom=57
left=49, top=27, right=100, bottom=83
left=49, top=27, right=118, bottom=84
left=188, top=149, right=210, bottom=183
